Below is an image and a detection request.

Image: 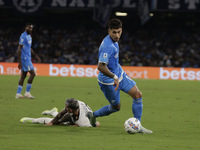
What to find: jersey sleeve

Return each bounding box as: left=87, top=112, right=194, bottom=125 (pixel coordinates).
left=98, top=46, right=113, bottom=64
left=19, top=35, right=25, bottom=45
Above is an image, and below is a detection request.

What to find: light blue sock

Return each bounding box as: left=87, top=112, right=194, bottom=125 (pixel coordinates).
left=17, top=85, right=23, bottom=94
left=94, top=105, right=118, bottom=117
left=132, top=98, right=143, bottom=122
left=26, top=84, right=32, bottom=92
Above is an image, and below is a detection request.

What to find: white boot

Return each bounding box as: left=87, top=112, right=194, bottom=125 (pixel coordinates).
left=41, top=107, right=58, bottom=117
left=139, top=125, right=153, bottom=134
left=15, top=93, right=24, bottom=99
left=20, top=117, right=34, bottom=123
left=24, top=92, right=35, bottom=99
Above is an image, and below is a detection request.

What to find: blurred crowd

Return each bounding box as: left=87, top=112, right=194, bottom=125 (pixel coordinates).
left=0, top=15, right=200, bottom=68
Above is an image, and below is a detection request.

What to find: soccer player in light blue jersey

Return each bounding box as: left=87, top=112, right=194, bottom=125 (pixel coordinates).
left=87, top=18, right=152, bottom=134
left=15, top=23, right=41, bottom=99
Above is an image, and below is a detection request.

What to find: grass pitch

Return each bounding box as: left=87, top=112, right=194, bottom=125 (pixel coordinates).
left=0, top=75, right=199, bottom=150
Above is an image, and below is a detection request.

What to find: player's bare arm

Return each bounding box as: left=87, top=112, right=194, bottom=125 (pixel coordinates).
left=47, top=109, right=67, bottom=125
left=31, top=49, right=41, bottom=63
left=98, top=62, right=119, bottom=91
left=17, top=44, right=23, bottom=69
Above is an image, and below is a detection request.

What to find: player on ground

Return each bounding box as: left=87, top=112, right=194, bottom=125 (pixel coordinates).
left=15, top=23, right=41, bottom=99
left=87, top=18, right=152, bottom=133
left=20, top=98, right=100, bottom=127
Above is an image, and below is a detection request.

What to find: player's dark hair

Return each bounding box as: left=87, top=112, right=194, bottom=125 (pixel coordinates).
left=65, top=98, right=79, bottom=109
left=108, top=18, right=122, bottom=29
left=25, top=23, right=34, bottom=28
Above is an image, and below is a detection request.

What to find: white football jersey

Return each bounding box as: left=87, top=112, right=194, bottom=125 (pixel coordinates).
left=74, top=100, right=93, bottom=127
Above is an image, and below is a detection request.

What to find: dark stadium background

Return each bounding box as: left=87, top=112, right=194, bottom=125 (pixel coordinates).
left=0, top=0, right=200, bottom=68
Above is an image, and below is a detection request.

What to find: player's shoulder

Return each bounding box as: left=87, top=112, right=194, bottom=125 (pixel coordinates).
left=21, top=31, right=26, bottom=36
left=77, top=100, right=85, bottom=106
left=20, top=31, right=27, bottom=38
left=78, top=100, right=90, bottom=108
left=102, top=35, right=112, bottom=45
left=101, top=37, right=115, bottom=51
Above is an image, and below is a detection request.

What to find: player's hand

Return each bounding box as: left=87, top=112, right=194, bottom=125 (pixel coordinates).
left=96, top=121, right=100, bottom=127
left=45, top=122, right=53, bottom=126
left=113, top=78, right=119, bottom=91
left=18, top=62, right=22, bottom=69
left=36, top=56, right=41, bottom=63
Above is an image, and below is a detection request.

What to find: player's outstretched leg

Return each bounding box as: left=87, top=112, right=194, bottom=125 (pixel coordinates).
left=86, top=112, right=97, bottom=127
left=20, top=117, right=53, bottom=124
left=41, top=107, right=58, bottom=117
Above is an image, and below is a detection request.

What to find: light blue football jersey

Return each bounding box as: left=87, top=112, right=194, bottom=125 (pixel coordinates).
left=98, top=35, right=123, bottom=84
left=19, top=31, right=32, bottom=60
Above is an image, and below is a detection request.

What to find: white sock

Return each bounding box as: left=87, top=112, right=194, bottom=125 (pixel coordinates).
left=32, top=117, right=53, bottom=124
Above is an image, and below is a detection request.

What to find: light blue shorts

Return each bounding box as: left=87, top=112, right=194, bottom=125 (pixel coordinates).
left=98, top=73, right=136, bottom=106
left=21, top=59, right=34, bottom=72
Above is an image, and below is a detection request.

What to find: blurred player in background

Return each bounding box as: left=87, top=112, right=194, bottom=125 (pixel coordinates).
left=15, top=23, right=41, bottom=99
left=20, top=98, right=100, bottom=127
left=87, top=18, right=152, bottom=133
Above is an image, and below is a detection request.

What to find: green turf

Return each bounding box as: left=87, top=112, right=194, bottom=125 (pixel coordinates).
left=0, top=75, right=199, bottom=150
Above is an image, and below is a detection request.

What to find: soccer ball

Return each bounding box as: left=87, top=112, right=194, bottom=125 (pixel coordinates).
left=124, top=117, right=141, bottom=134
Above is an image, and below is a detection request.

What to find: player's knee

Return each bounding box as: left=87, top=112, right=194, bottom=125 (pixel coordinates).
left=135, top=91, right=142, bottom=99
left=21, top=74, right=27, bottom=79
left=33, top=72, right=36, bottom=76
left=31, top=72, right=36, bottom=77
left=112, top=104, right=121, bottom=111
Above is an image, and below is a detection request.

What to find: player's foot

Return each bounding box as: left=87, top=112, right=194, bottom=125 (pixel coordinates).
left=139, top=126, right=153, bottom=134
left=24, top=92, right=35, bottom=99
left=15, top=93, right=24, bottom=99
left=20, top=117, right=34, bottom=123
left=86, top=112, right=96, bottom=127
left=41, top=107, right=58, bottom=116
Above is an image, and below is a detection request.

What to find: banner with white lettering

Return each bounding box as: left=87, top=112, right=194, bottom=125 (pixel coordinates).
left=1, top=0, right=200, bottom=14
left=0, top=0, right=139, bottom=13
left=0, top=63, right=200, bottom=81
left=152, top=0, right=200, bottom=11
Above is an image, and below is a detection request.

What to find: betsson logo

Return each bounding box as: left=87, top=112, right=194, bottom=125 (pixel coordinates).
left=49, top=64, right=98, bottom=77
left=160, top=67, right=200, bottom=80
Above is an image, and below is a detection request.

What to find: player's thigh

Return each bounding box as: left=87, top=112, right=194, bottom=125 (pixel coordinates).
left=127, top=85, right=142, bottom=99
left=120, top=73, right=136, bottom=93
left=120, top=74, right=141, bottom=98
left=21, top=59, right=34, bottom=72
left=98, top=82, right=120, bottom=105
left=28, top=69, right=36, bottom=76
left=21, top=70, right=28, bottom=78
